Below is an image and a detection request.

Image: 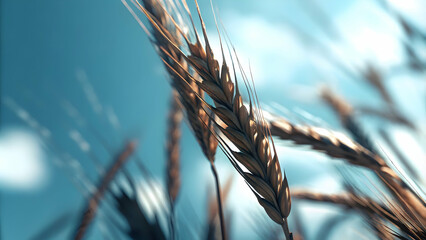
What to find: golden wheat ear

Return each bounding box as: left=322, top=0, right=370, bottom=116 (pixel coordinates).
left=147, top=1, right=294, bottom=238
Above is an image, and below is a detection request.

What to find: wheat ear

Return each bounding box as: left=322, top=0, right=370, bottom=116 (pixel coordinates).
left=166, top=91, right=182, bottom=240
left=134, top=1, right=293, bottom=238
left=166, top=91, right=183, bottom=204
left=74, top=140, right=137, bottom=240
left=269, top=118, right=393, bottom=172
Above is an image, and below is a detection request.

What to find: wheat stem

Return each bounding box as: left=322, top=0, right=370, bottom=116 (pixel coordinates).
left=169, top=201, right=177, bottom=240
left=281, top=220, right=293, bottom=240
left=210, top=162, right=227, bottom=240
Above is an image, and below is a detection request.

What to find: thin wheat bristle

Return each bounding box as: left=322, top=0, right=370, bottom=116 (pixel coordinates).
left=113, top=185, right=167, bottom=240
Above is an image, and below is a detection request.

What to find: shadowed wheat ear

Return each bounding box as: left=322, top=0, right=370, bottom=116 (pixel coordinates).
left=320, top=87, right=375, bottom=152
left=128, top=0, right=293, bottom=238
left=113, top=185, right=167, bottom=240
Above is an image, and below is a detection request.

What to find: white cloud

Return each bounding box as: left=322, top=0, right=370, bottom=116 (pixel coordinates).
left=387, top=0, right=426, bottom=29
left=389, top=127, right=426, bottom=177
left=207, top=13, right=307, bottom=87
left=333, top=0, right=404, bottom=68
left=0, top=128, right=47, bottom=190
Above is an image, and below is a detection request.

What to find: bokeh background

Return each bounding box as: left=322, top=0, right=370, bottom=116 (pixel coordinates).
left=1, top=0, right=425, bottom=239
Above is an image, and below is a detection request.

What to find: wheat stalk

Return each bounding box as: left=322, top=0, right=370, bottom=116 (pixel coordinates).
left=362, top=65, right=394, bottom=109
left=207, top=175, right=233, bottom=240
left=130, top=1, right=293, bottom=238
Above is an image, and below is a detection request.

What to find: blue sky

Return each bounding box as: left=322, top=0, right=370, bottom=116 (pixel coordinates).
left=1, top=0, right=425, bottom=239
